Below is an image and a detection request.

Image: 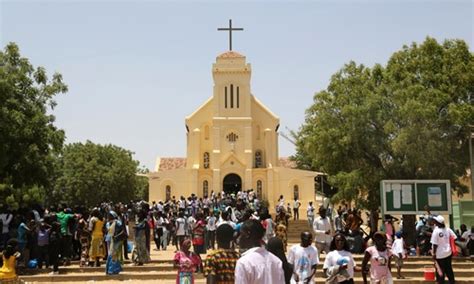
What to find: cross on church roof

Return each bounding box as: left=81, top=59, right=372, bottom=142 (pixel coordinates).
left=217, top=19, right=244, bottom=51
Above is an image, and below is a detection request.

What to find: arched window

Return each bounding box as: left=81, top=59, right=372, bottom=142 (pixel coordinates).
left=293, top=185, right=299, bottom=200
left=203, top=152, right=210, bottom=169
left=255, top=150, right=263, bottom=168
left=203, top=180, right=209, bottom=197
left=204, top=125, right=210, bottom=140
left=257, top=180, right=263, bottom=199
left=166, top=185, right=171, bottom=201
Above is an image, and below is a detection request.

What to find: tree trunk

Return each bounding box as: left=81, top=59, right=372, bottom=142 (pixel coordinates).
left=369, top=209, right=379, bottom=236
left=402, top=214, right=416, bottom=248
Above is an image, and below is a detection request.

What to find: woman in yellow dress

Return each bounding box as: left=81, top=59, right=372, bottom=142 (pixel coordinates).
left=0, top=238, right=21, bottom=283
left=88, top=208, right=105, bottom=267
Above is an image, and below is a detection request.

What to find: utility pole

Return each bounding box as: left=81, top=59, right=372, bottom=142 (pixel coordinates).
left=470, top=125, right=474, bottom=200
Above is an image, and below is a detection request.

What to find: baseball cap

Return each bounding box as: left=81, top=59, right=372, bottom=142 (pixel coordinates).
left=433, top=215, right=445, bottom=224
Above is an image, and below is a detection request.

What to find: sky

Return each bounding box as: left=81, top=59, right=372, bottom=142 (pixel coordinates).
left=1, top=0, right=472, bottom=170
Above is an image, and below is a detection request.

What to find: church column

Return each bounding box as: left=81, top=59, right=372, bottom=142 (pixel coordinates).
left=192, top=128, right=201, bottom=169
left=212, top=124, right=221, bottom=169
left=244, top=123, right=252, bottom=189
left=264, top=128, right=273, bottom=167
left=266, top=170, right=276, bottom=211
left=212, top=124, right=221, bottom=191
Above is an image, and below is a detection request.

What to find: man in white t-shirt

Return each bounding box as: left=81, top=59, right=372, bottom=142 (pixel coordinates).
left=313, top=206, right=332, bottom=257
left=288, top=231, right=319, bottom=284
left=430, top=215, right=456, bottom=284
left=175, top=212, right=187, bottom=250
left=235, top=220, right=284, bottom=284
left=292, top=198, right=301, bottom=221
left=206, top=213, right=217, bottom=249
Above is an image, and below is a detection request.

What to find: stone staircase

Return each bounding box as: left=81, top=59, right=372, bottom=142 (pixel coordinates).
left=16, top=220, right=474, bottom=284
left=287, top=219, right=313, bottom=243
left=18, top=252, right=474, bottom=283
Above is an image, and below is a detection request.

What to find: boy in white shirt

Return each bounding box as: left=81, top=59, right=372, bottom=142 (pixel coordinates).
left=391, top=231, right=405, bottom=279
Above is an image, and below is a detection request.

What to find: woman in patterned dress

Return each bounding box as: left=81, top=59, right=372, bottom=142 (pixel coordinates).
left=105, top=211, right=125, bottom=275
left=132, top=210, right=150, bottom=265
left=174, top=239, right=201, bottom=284
left=204, top=223, right=240, bottom=284
left=77, top=213, right=90, bottom=267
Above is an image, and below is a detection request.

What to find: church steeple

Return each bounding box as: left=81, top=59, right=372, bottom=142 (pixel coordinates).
left=213, top=19, right=250, bottom=116
left=212, top=51, right=252, bottom=117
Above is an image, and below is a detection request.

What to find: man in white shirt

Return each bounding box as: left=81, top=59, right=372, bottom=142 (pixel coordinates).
left=206, top=213, right=217, bottom=249
left=217, top=211, right=236, bottom=230
left=156, top=201, right=164, bottom=214
left=307, top=202, right=315, bottom=227
left=0, top=210, right=13, bottom=249
left=431, top=215, right=456, bottom=284
left=178, top=196, right=186, bottom=210
left=175, top=212, right=187, bottom=251
left=288, top=231, right=319, bottom=284
left=313, top=206, right=332, bottom=257
left=293, top=198, right=301, bottom=221
left=235, top=220, right=284, bottom=284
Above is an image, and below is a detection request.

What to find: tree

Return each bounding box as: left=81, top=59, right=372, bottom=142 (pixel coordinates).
left=0, top=43, right=67, bottom=210
left=295, top=38, right=474, bottom=241
left=53, top=141, right=148, bottom=208
left=135, top=166, right=150, bottom=201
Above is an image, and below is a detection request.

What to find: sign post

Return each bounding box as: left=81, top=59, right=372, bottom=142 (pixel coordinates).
left=381, top=180, right=452, bottom=217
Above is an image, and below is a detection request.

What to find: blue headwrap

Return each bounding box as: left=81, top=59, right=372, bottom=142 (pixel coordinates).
left=109, top=210, right=118, bottom=219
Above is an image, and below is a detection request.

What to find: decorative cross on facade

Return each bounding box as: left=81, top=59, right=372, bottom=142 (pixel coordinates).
left=217, top=19, right=244, bottom=51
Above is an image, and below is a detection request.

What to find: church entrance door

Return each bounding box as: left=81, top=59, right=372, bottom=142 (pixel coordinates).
left=223, top=173, right=241, bottom=195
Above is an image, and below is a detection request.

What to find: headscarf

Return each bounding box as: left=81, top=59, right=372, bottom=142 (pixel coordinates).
left=109, top=210, right=118, bottom=219
left=181, top=239, right=192, bottom=251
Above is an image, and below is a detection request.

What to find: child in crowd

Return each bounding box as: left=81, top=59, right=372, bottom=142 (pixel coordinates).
left=174, top=239, right=201, bottom=284
left=391, top=231, right=406, bottom=279
left=0, top=238, right=21, bottom=283
left=36, top=220, right=51, bottom=269
left=362, top=232, right=393, bottom=284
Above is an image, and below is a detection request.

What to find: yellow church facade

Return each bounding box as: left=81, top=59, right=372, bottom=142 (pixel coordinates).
left=148, top=50, right=322, bottom=214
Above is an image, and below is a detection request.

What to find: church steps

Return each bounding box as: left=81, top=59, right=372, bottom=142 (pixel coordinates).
left=19, top=258, right=474, bottom=282
left=22, top=260, right=474, bottom=272
left=19, top=273, right=474, bottom=283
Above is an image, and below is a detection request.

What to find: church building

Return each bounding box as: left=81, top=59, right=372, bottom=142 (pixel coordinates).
left=148, top=46, right=323, bottom=213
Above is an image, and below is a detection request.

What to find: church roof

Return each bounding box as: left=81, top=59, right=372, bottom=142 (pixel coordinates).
left=217, top=51, right=245, bottom=58
left=158, top=158, right=187, bottom=171
left=279, top=157, right=297, bottom=169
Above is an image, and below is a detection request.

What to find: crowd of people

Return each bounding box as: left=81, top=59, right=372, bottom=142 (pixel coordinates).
left=0, top=191, right=472, bottom=284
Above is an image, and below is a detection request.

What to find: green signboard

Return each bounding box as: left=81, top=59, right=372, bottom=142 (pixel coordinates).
left=381, top=180, right=451, bottom=215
